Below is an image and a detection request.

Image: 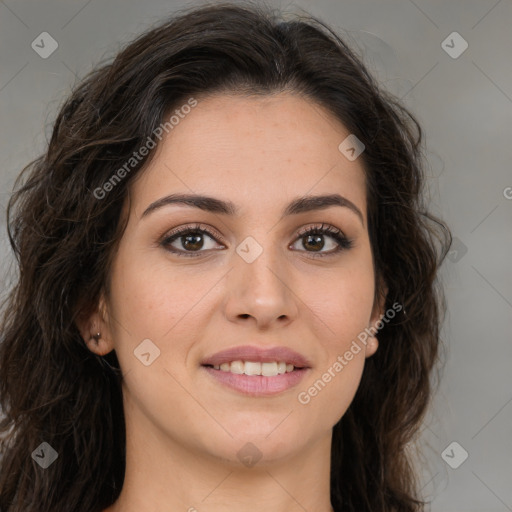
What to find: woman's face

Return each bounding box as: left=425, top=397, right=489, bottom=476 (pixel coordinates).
left=93, top=92, right=385, bottom=466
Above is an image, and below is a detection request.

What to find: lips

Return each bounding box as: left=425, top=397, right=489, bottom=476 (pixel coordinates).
left=201, top=345, right=312, bottom=369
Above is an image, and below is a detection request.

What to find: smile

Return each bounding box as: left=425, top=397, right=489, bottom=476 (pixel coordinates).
left=201, top=364, right=309, bottom=396
left=206, top=360, right=298, bottom=376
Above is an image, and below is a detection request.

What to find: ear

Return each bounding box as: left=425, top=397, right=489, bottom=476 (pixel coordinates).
left=365, top=280, right=389, bottom=359
left=76, top=293, right=115, bottom=356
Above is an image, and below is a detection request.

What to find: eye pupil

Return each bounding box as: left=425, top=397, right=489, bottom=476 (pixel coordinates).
left=183, top=233, right=204, bottom=251
left=303, top=234, right=324, bottom=252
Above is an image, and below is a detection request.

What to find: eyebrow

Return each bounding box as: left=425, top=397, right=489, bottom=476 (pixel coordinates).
left=141, top=192, right=364, bottom=225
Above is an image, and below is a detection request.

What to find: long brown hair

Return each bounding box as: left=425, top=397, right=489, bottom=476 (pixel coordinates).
left=0, top=2, right=451, bottom=511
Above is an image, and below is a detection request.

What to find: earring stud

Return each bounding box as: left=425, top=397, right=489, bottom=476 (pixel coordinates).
left=91, top=332, right=101, bottom=342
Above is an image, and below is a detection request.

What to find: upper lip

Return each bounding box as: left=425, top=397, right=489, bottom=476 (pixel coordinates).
left=201, top=345, right=312, bottom=368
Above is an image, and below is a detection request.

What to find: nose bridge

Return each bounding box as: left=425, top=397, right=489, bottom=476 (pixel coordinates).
left=226, top=230, right=298, bottom=324
left=236, top=231, right=286, bottom=294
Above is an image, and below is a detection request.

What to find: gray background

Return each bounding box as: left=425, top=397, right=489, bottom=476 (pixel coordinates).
left=1, top=0, right=511, bottom=510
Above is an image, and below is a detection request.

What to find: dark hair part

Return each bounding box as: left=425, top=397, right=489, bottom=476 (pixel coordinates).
left=0, top=2, right=451, bottom=511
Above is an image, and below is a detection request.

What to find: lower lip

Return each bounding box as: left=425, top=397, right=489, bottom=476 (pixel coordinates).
left=201, top=366, right=310, bottom=396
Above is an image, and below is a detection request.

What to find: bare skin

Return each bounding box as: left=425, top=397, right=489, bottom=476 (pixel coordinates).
left=79, top=92, right=386, bottom=512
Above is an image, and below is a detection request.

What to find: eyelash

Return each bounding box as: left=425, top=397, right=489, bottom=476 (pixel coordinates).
left=160, top=223, right=354, bottom=258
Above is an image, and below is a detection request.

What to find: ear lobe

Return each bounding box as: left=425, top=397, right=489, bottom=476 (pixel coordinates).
left=76, top=294, right=114, bottom=356
left=84, top=332, right=113, bottom=357
left=364, top=337, right=379, bottom=358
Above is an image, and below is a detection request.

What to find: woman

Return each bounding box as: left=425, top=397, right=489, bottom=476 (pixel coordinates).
left=0, top=2, right=451, bottom=511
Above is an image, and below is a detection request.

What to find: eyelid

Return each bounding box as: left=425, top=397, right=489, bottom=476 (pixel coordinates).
left=159, top=222, right=353, bottom=257
left=160, top=222, right=225, bottom=243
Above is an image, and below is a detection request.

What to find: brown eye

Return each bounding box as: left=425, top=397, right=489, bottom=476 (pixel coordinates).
left=160, top=222, right=353, bottom=258
left=160, top=224, right=225, bottom=257
left=291, top=224, right=353, bottom=257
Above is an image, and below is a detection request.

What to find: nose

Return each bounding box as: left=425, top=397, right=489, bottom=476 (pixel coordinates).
left=223, top=239, right=299, bottom=329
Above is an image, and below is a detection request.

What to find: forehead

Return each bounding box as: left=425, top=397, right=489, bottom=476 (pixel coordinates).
left=130, top=92, right=367, bottom=222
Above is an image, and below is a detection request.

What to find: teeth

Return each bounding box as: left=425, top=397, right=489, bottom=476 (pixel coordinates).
left=211, top=361, right=296, bottom=376
left=261, top=362, right=278, bottom=376
left=245, top=361, right=262, bottom=376
left=230, top=361, right=244, bottom=374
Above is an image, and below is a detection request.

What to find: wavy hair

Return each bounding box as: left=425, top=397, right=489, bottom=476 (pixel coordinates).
left=0, top=2, right=451, bottom=511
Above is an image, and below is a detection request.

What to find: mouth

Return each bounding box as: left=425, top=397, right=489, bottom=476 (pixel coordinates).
left=200, top=345, right=312, bottom=396
left=201, top=360, right=306, bottom=377
left=201, top=365, right=310, bottom=396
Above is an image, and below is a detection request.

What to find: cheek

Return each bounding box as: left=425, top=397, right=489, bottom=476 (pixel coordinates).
left=310, top=261, right=376, bottom=346
left=320, top=286, right=373, bottom=334
left=294, top=263, right=374, bottom=423
left=108, top=248, right=210, bottom=342
left=296, top=285, right=371, bottom=426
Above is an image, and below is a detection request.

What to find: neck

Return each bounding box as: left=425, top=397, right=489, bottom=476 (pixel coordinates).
left=105, top=402, right=335, bottom=512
